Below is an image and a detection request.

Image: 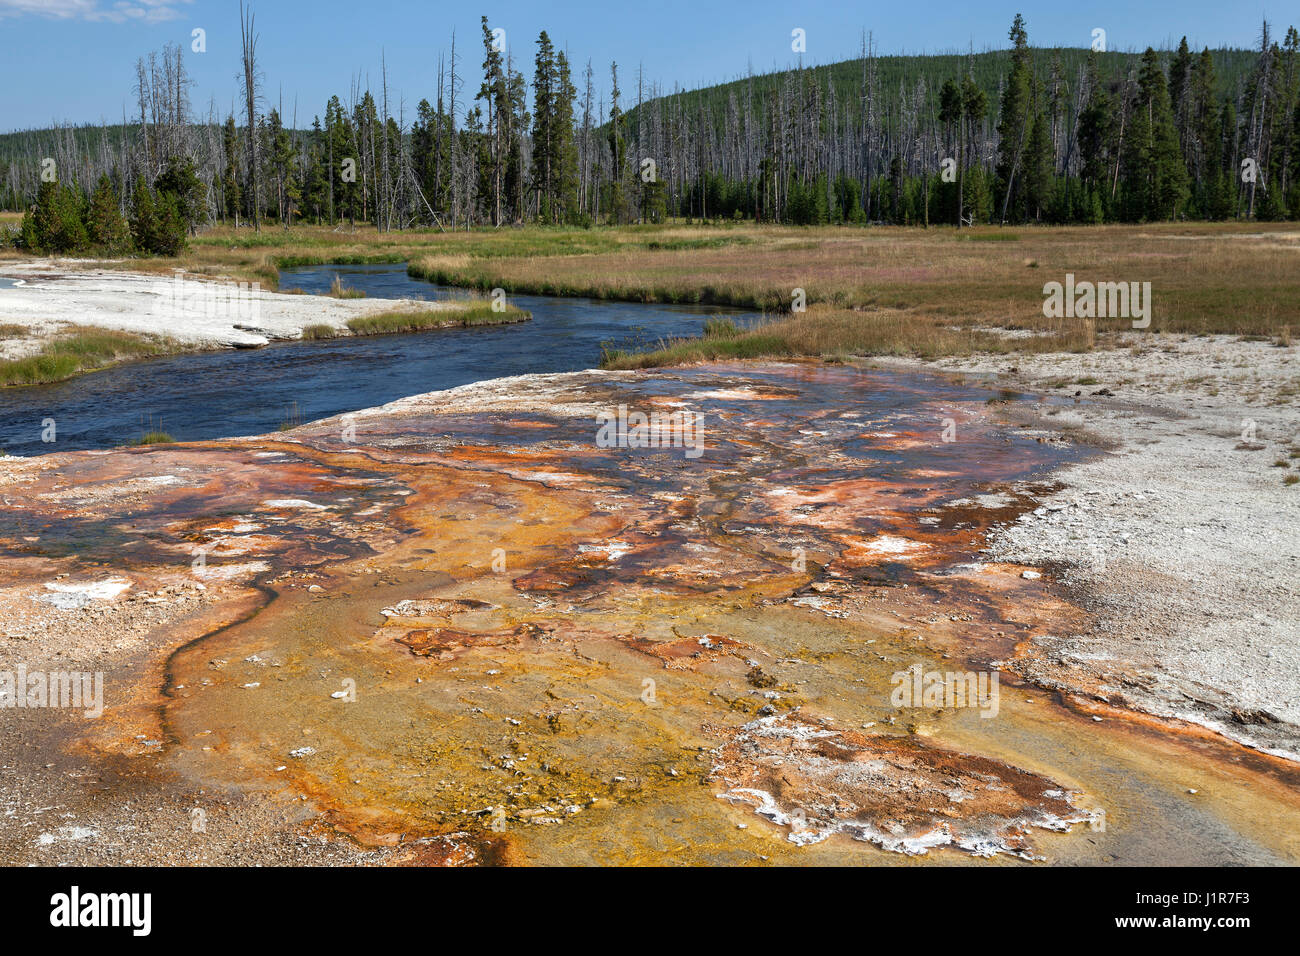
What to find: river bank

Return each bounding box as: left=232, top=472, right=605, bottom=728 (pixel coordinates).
left=0, top=263, right=724, bottom=454
left=0, top=258, right=527, bottom=394
left=0, top=258, right=441, bottom=354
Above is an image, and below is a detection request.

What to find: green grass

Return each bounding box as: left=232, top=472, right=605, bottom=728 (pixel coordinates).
left=300, top=323, right=341, bottom=340
left=603, top=332, right=794, bottom=368
left=601, top=304, right=1097, bottom=370
left=14, top=220, right=1296, bottom=372
left=0, top=328, right=172, bottom=386
left=345, top=302, right=530, bottom=336
left=702, top=316, right=741, bottom=337
left=132, top=431, right=175, bottom=445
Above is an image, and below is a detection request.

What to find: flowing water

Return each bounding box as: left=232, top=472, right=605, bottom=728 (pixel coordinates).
left=0, top=263, right=746, bottom=455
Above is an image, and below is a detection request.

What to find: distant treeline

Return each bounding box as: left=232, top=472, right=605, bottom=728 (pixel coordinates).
left=4, top=9, right=1300, bottom=253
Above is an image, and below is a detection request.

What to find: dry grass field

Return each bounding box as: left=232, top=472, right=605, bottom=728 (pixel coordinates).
left=4, top=219, right=1297, bottom=366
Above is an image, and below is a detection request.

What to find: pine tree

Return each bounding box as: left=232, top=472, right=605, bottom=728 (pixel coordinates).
left=155, top=157, right=205, bottom=235
left=22, top=180, right=89, bottom=253
left=961, top=75, right=988, bottom=224
left=553, top=51, right=580, bottom=221
left=268, top=109, right=298, bottom=227
left=300, top=117, right=329, bottom=222
left=996, top=13, right=1033, bottom=221
left=938, top=79, right=962, bottom=224
left=221, top=115, right=242, bottom=224
left=477, top=16, right=507, bottom=225
left=531, top=31, right=556, bottom=220
left=1142, top=48, right=1190, bottom=219
left=86, top=173, right=131, bottom=252
left=129, top=176, right=159, bottom=252
left=1187, top=48, right=1219, bottom=213
left=152, top=189, right=188, bottom=255
left=1023, top=98, right=1054, bottom=219
left=1273, top=28, right=1300, bottom=203
left=607, top=62, right=629, bottom=223
left=1210, top=99, right=1238, bottom=219
left=1077, top=50, right=1113, bottom=197
left=504, top=58, right=529, bottom=222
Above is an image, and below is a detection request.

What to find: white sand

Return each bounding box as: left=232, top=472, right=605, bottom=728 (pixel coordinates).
left=0, top=258, right=441, bottom=357
left=875, top=334, right=1300, bottom=757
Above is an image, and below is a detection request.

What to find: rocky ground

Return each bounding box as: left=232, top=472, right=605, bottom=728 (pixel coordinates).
left=1, top=332, right=1296, bottom=866
left=878, top=331, right=1300, bottom=758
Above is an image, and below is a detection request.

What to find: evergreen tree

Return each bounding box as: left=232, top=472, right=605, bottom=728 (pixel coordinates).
left=1022, top=82, right=1054, bottom=219
left=86, top=173, right=132, bottom=253
left=1077, top=51, right=1113, bottom=197
left=938, top=79, right=963, bottom=224
left=553, top=51, right=580, bottom=221
left=477, top=16, right=508, bottom=225
left=267, top=109, right=299, bottom=227
left=606, top=62, right=630, bottom=223
left=531, top=31, right=556, bottom=220
left=130, top=176, right=187, bottom=255
left=961, top=75, right=989, bottom=224
left=300, top=117, right=329, bottom=223
left=996, top=13, right=1033, bottom=221
left=504, top=60, right=529, bottom=221
left=21, top=180, right=89, bottom=253
left=221, top=115, right=242, bottom=224
left=129, top=175, right=159, bottom=252
left=155, top=157, right=206, bottom=235
left=1126, top=48, right=1190, bottom=220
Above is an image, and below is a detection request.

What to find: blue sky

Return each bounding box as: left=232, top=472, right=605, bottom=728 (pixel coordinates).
left=0, top=0, right=1283, bottom=132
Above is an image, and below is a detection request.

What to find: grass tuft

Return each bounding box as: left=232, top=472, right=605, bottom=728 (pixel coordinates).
left=328, top=274, right=366, bottom=298
left=345, top=302, right=529, bottom=336
left=0, top=327, right=171, bottom=386
left=301, top=323, right=340, bottom=340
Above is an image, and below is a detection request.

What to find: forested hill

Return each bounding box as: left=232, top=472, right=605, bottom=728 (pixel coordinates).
left=5, top=12, right=1298, bottom=242
left=0, top=46, right=1260, bottom=160
left=0, top=124, right=135, bottom=160
left=627, top=45, right=1262, bottom=130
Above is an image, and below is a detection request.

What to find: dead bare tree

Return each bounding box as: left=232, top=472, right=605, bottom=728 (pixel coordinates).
left=239, top=0, right=262, bottom=231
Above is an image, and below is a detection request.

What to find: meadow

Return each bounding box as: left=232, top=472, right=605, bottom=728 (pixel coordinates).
left=3, top=219, right=1297, bottom=371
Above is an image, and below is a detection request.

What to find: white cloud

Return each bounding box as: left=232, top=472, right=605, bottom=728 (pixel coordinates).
left=0, top=0, right=192, bottom=22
